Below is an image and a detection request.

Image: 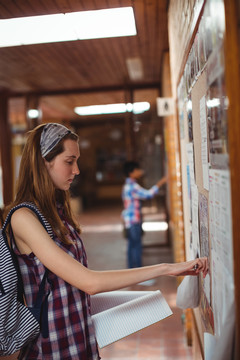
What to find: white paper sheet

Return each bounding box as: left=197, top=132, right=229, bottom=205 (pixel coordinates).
left=200, top=95, right=209, bottom=190
left=204, top=299, right=235, bottom=360
left=211, top=299, right=235, bottom=360
left=186, top=142, right=195, bottom=185
left=209, top=169, right=234, bottom=337
left=191, top=184, right=200, bottom=255
left=91, top=290, right=172, bottom=348
left=204, top=332, right=217, bottom=360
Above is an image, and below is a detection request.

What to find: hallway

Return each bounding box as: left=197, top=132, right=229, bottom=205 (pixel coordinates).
left=77, top=202, right=193, bottom=360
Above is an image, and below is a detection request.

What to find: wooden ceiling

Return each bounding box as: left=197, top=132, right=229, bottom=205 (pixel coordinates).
left=0, top=0, right=169, bottom=125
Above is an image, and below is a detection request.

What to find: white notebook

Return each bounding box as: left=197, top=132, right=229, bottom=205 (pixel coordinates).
left=91, top=290, right=172, bottom=348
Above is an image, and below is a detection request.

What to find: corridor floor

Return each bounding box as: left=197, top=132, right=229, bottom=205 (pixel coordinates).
left=77, top=202, right=193, bottom=360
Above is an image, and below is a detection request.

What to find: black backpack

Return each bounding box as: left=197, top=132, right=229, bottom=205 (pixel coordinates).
left=0, top=202, right=53, bottom=356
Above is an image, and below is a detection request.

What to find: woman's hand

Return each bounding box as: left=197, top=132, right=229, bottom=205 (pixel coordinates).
left=166, top=257, right=208, bottom=278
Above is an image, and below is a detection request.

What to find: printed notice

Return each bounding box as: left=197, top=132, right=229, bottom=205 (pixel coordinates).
left=200, top=95, right=209, bottom=190
left=191, top=184, right=200, bottom=255
left=209, top=169, right=234, bottom=337
left=186, top=142, right=195, bottom=186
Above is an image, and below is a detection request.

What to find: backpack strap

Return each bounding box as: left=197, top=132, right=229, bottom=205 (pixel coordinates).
left=3, top=202, right=54, bottom=238
left=2, top=202, right=54, bottom=338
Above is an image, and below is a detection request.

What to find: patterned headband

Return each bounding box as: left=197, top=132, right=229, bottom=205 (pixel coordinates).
left=40, top=123, right=71, bottom=158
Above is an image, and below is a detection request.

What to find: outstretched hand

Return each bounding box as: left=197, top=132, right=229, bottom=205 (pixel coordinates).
left=167, top=257, right=208, bottom=278
left=156, top=176, right=167, bottom=188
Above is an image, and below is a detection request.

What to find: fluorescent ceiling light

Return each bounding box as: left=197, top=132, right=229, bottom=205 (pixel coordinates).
left=132, top=102, right=150, bottom=114
left=0, top=14, right=77, bottom=47
left=142, top=221, right=168, bottom=232
left=27, top=109, right=41, bottom=119
left=207, top=98, right=221, bottom=108
left=68, top=7, right=137, bottom=40
left=0, top=7, right=136, bottom=47
left=74, top=102, right=150, bottom=116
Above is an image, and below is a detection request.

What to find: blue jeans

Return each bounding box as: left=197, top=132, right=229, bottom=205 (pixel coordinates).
left=127, top=223, right=142, bottom=268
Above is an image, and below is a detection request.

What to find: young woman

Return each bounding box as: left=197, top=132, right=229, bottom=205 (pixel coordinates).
left=8, top=123, right=208, bottom=359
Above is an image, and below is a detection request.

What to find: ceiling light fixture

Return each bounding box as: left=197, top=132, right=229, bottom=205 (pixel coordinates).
left=74, top=102, right=150, bottom=116
left=0, top=7, right=137, bottom=47
left=142, top=221, right=168, bottom=232
left=27, top=109, right=41, bottom=119
left=69, top=7, right=137, bottom=40
left=126, top=57, right=144, bottom=80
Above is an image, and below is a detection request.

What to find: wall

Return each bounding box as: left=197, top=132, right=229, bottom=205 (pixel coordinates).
left=168, top=0, right=204, bottom=98
left=72, top=103, right=164, bottom=208
left=168, top=0, right=239, bottom=358
left=161, top=52, right=185, bottom=265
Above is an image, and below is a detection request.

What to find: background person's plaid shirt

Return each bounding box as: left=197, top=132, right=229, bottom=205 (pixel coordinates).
left=122, top=178, right=159, bottom=228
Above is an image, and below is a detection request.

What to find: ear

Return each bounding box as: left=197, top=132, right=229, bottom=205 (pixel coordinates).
left=44, top=158, right=52, bottom=171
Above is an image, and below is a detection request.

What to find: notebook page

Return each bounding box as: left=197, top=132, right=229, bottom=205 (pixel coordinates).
left=91, top=290, right=154, bottom=315
left=91, top=290, right=172, bottom=348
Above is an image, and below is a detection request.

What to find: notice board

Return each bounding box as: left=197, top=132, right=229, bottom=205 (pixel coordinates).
left=176, top=0, right=235, bottom=357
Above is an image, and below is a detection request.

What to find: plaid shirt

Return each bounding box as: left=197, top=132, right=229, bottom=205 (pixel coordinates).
left=12, top=204, right=100, bottom=360
left=122, top=178, right=159, bottom=228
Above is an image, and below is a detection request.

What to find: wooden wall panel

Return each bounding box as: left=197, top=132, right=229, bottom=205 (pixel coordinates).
left=224, top=0, right=240, bottom=355
left=161, top=52, right=185, bottom=264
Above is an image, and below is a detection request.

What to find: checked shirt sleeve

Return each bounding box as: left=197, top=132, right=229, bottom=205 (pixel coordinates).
left=132, top=183, right=159, bottom=200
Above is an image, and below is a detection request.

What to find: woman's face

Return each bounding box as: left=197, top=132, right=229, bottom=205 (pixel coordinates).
left=45, top=139, right=80, bottom=190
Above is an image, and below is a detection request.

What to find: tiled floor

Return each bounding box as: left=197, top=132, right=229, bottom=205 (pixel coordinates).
left=78, top=201, right=193, bottom=360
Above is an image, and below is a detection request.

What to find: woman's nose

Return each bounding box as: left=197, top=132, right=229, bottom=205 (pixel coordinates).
left=73, top=163, right=80, bottom=175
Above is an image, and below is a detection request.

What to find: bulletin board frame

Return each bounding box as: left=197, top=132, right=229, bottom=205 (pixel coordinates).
left=223, top=0, right=240, bottom=354
left=175, top=0, right=239, bottom=357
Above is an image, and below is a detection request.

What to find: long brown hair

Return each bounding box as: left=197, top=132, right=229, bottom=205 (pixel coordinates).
left=8, top=123, right=80, bottom=244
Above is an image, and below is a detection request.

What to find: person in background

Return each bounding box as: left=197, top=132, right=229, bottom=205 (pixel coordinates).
left=6, top=123, right=208, bottom=359
left=122, top=161, right=167, bottom=269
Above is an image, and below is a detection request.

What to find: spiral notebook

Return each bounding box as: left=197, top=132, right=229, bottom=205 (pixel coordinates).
left=91, top=290, right=172, bottom=348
